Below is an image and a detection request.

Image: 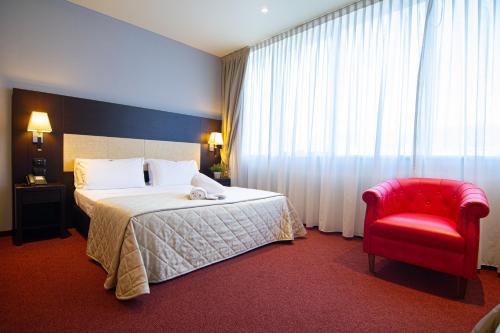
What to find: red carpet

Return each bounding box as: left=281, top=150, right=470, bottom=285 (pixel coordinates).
left=0, top=229, right=498, bottom=332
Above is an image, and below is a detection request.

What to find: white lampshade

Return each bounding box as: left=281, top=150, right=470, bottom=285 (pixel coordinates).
left=27, top=111, right=52, bottom=133
left=208, top=132, right=224, bottom=146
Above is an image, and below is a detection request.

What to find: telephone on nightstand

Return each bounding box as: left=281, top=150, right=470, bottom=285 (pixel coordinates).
left=26, top=174, right=47, bottom=186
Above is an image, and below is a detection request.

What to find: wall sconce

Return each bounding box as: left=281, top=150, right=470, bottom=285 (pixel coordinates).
left=208, top=132, right=224, bottom=162
left=27, top=111, right=52, bottom=151
left=208, top=132, right=224, bottom=152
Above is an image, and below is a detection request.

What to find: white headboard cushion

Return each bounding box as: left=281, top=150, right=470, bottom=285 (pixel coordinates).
left=63, top=134, right=201, bottom=172
left=144, top=139, right=201, bottom=161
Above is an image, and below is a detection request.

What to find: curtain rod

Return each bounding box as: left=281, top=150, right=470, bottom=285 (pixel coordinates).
left=252, top=0, right=382, bottom=50
left=221, top=0, right=381, bottom=58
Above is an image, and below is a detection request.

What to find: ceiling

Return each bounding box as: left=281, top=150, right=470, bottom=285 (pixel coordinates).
left=67, top=0, right=355, bottom=57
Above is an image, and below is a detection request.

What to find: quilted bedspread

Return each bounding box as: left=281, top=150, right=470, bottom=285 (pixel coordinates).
left=86, top=187, right=306, bottom=300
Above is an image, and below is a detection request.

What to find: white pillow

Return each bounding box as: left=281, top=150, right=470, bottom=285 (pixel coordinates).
left=74, top=158, right=146, bottom=190
left=147, top=159, right=198, bottom=186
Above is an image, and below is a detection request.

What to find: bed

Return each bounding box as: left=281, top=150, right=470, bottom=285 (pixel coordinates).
left=75, top=184, right=306, bottom=300
left=64, top=135, right=306, bottom=300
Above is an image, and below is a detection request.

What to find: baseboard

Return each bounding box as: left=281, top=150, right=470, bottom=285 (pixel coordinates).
left=480, top=265, right=498, bottom=272
left=0, top=230, right=12, bottom=237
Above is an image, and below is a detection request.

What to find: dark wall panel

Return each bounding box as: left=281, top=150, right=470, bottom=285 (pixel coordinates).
left=12, top=90, right=64, bottom=184
left=12, top=88, right=221, bottom=185
left=63, top=97, right=209, bottom=143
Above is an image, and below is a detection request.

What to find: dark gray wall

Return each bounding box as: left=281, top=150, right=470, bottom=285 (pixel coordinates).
left=0, top=0, right=222, bottom=231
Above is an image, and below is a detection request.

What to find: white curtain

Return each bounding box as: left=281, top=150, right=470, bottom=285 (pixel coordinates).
left=233, top=0, right=500, bottom=270
left=414, top=0, right=500, bottom=270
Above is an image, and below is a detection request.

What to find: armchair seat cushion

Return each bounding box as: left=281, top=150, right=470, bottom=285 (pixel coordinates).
left=371, top=213, right=464, bottom=253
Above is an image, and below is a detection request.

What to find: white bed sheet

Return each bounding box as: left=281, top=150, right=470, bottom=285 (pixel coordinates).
left=75, top=185, right=193, bottom=217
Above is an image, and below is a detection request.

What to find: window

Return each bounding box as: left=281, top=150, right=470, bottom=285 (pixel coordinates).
left=240, top=0, right=500, bottom=158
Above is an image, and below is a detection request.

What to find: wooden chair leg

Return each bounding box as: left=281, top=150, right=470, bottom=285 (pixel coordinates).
left=368, top=254, right=375, bottom=274
left=457, top=277, right=468, bottom=299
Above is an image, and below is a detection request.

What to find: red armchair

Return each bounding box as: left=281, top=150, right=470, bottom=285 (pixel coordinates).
left=362, top=178, right=489, bottom=297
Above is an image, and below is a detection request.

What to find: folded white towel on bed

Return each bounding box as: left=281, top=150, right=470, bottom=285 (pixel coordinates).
left=190, top=187, right=208, bottom=200
left=189, top=187, right=226, bottom=200
left=191, top=172, right=226, bottom=195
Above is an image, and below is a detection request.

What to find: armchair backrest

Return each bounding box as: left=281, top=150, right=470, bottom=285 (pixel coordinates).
left=390, top=178, right=465, bottom=221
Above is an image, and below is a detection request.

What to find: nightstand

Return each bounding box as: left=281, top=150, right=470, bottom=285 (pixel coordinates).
left=14, top=183, right=67, bottom=245
left=213, top=177, right=231, bottom=186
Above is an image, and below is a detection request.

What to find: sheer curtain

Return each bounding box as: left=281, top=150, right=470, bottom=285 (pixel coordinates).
left=232, top=0, right=500, bottom=270
left=414, top=0, right=500, bottom=269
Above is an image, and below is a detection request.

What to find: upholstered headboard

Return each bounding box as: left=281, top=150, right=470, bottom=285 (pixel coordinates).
left=63, top=134, right=201, bottom=172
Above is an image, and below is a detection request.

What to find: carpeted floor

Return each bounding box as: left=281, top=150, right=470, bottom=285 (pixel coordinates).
left=0, top=229, right=498, bottom=333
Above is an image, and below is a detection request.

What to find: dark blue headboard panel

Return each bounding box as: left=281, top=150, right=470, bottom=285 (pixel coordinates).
left=12, top=88, right=221, bottom=184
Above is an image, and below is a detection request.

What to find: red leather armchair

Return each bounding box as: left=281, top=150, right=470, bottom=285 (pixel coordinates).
left=362, top=178, right=489, bottom=297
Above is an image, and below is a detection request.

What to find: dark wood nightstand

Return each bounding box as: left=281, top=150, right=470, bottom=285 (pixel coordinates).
left=213, top=178, right=231, bottom=186
left=14, top=183, right=67, bottom=245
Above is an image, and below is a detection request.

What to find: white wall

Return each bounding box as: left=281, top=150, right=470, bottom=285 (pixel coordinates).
left=0, top=0, right=222, bottom=231
left=0, top=79, right=12, bottom=232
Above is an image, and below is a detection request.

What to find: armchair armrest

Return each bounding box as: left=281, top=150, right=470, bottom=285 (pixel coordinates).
left=361, top=189, right=382, bottom=204
left=362, top=179, right=403, bottom=220
left=362, top=179, right=402, bottom=253
left=456, top=182, right=489, bottom=278
left=458, top=183, right=490, bottom=219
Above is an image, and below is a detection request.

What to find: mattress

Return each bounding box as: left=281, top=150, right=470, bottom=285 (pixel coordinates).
left=75, top=185, right=193, bottom=217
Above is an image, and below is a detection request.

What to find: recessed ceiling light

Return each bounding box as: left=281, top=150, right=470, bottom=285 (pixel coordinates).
left=261, top=6, right=269, bottom=14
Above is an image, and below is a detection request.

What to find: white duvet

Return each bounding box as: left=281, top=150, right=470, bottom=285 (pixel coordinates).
left=85, top=186, right=307, bottom=300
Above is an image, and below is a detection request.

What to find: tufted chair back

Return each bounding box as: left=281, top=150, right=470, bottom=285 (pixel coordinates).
left=376, top=178, right=462, bottom=221
left=397, top=178, right=463, bottom=219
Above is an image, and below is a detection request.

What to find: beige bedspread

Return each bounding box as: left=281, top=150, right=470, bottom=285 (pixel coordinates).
left=86, top=187, right=306, bottom=300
